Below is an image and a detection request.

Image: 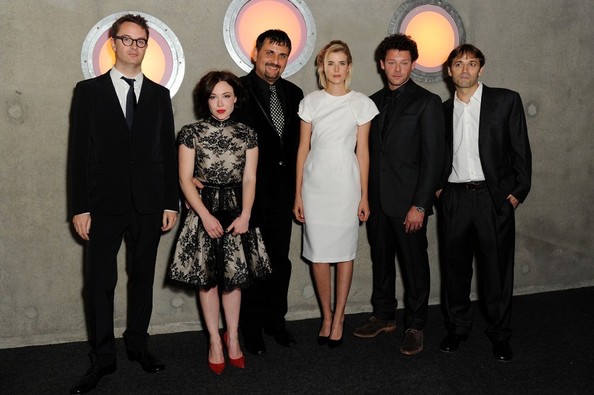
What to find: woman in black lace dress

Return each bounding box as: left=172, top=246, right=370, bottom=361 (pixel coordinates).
left=169, top=71, right=270, bottom=374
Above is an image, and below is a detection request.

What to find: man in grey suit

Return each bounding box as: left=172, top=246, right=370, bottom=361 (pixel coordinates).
left=68, top=14, right=178, bottom=394
left=437, top=44, right=531, bottom=362
left=353, top=34, right=445, bottom=356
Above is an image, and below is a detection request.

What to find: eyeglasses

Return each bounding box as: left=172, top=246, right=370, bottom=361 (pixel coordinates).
left=115, top=36, right=148, bottom=48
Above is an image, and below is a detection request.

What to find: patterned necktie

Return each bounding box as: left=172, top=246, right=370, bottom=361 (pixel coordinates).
left=269, top=84, right=285, bottom=137
left=121, top=77, right=136, bottom=129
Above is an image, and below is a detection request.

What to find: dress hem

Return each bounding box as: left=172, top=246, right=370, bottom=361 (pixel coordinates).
left=302, top=254, right=356, bottom=263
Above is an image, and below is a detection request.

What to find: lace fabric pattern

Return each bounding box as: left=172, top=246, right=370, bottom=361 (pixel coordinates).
left=169, top=117, right=271, bottom=290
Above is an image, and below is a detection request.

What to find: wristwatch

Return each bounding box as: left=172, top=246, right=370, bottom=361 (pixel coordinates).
left=415, top=206, right=425, bottom=213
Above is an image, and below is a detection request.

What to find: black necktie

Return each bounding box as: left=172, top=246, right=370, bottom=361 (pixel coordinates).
left=269, top=84, right=285, bottom=137
left=121, top=77, right=136, bottom=129
left=381, top=89, right=401, bottom=139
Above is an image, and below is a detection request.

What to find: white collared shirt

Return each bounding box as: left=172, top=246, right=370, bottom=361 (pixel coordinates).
left=110, top=68, right=144, bottom=118
left=448, top=83, right=485, bottom=183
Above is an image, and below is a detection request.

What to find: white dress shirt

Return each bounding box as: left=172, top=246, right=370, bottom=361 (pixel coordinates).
left=448, top=83, right=485, bottom=183
left=110, top=68, right=144, bottom=118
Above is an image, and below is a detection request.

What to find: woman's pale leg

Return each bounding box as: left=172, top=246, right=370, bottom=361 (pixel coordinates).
left=221, top=288, right=242, bottom=359
left=331, top=260, right=353, bottom=340
left=199, top=287, right=224, bottom=364
left=312, top=263, right=333, bottom=337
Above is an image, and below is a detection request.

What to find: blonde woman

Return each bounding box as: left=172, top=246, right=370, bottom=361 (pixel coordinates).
left=294, top=41, right=378, bottom=347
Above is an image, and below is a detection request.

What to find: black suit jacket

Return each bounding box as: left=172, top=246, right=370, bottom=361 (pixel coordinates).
left=233, top=70, right=304, bottom=224
left=69, top=71, right=178, bottom=217
left=442, top=85, right=532, bottom=209
left=369, top=80, right=445, bottom=218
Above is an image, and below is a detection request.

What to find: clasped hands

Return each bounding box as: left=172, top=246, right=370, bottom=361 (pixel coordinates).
left=190, top=178, right=247, bottom=239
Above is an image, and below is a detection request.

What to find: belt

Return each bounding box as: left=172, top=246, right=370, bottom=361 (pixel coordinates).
left=449, top=181, right=487, bottom=190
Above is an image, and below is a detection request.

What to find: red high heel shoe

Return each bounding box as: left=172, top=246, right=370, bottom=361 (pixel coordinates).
left=208, top=360, right=225, bottom=375
left=223, top=332, right=245, bottom=369
left=208, top=340, right=225, bottom=375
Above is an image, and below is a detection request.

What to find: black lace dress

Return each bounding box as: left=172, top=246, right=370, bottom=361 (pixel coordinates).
left=169, top=117, right=271, bottom=290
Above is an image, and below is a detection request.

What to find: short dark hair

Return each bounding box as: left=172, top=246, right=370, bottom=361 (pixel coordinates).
left=109, top=14, right=150, bottom=39
left=255, top=29, right=292, bottom=54
left=375, top=33, right=418, bottom=64
left=193, top=70, right=244, bottom=119
left=446, top=44, right=486, bottom=68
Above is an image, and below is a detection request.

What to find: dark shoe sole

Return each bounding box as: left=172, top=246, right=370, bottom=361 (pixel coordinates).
left=353, top=325, right=397, bottom=339
left=328, top=338, right=343, bottom=348
left=400, top=346, right=423, bottom=356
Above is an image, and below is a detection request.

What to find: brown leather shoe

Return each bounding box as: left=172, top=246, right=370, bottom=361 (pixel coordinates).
left=400, top=328, right=424, bottom=355
left=353, top=316, right=397, bottom=338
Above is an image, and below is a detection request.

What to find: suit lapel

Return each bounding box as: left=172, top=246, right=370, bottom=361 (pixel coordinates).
left=444, top=99, right=454, bottom=162
left=132, top=75, right=157, bottom=133
left=98, top=70, right=131, bottom=131
left=136, top=76, right=155, bottom=115
left=98, top=72, right=125, bottom=117
left=478, top=85, right=497, bottom=146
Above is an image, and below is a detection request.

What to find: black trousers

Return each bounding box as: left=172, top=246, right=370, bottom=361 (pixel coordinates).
left=440, top=184, right=515, bottom=342
left=84, top=211, right=162, bottom=366
left=366, top=210, right=430, bottom=329
left=240, top=205, right=293, bottom=335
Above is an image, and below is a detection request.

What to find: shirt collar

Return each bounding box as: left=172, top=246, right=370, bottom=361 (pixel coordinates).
left=454, top=82, right=483, bottom=105
left=387, top=79, right=409, bottom=96
left=252, top=70, right=280, bottom=95
left=110, top=67, right=144, bottom=87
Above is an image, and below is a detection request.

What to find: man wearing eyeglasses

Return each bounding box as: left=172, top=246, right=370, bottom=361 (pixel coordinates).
left=68, top=14, right=178, bottom=394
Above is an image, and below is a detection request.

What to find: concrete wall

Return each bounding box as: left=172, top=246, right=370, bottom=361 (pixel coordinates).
left=1, top=0, right=592, bottom=348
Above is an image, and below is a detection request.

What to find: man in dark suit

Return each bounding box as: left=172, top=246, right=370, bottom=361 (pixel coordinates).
left=68, top=14, right=178, bottom=394
left=437, top=44, right=531, bottom=362
left=233, top=30, right=304, bottom=355
left=353, top=34, right=444, bottom=356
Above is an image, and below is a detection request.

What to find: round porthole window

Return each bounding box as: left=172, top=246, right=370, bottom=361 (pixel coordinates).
left=81, top=11, right=185, bottom=97
left=388, top=0, right=465, bottom=83
left=223, top=0, right=316, bottom=77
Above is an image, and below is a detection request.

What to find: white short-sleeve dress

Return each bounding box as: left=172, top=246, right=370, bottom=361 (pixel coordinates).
left=298, top=90, right=379, bottom=262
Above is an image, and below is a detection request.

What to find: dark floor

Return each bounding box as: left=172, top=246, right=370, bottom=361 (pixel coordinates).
left=1, top=287, right=593, bottom=394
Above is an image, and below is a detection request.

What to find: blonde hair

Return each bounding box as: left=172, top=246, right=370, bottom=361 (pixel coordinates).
left=316, top=40, right=353, bottom=89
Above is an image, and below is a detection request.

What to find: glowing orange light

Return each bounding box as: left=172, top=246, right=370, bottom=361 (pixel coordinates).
left=405, top=11, right=455, bottom=69
left=96, top=37, right=167, bottom=83
left=236, top=0, right=305, bottom=62
left=143, top=38, right=167, bottom=83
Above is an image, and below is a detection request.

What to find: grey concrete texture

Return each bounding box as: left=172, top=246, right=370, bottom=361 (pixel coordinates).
left=0, top=0, right=592, bottom=348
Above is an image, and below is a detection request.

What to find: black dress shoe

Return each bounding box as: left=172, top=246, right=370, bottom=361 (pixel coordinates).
left=492, top=340, right=513, bottom=362
left=317, top=335, right=329, bottom=346
left=128, top=349, right=165, bottom=372
left=439, top=334, right=468, bottom=353
left=243, top=333, right=266, bottom=356
left=69, top=362, right=116, bottom=394
left=272, top=328, right=297, bottom=347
